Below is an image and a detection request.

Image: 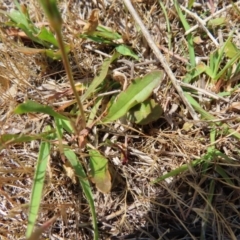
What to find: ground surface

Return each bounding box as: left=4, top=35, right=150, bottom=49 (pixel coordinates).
left=1, top=0, right=240, bottom=239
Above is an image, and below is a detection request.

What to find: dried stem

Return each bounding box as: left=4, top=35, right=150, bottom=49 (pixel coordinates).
left=123, top=0, right=199, bottom=120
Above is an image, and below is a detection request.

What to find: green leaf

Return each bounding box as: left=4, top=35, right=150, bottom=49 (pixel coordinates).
left=152, top=158, right=203, bottom=183
left=89, top=149, right=111, bottom=194
left=64, top=148, right=98, bottom=240
left=184, top=92, right=240, bottom=140
left=115, top=44, right=139, bottom=60
left=96, top=25, right=122, bottom=40
left=81, top=52, right=119, bottom=101
left=127, top=99, right=163, bottom=125
left=102, top=70, right=164, bottom=123
left=0, top=132, right=51, bottom=147
left=8, top=9, right=29, bottom=29
left=184, top=93, right=215, bottom=120
left=26, top=140, right=50, bottom=238
left=61, top=119, right=74, bottom=134
left=224, top=41, right=240, bottom=59
left=14, top=100, right=69, bottom=120
left=174, top=0, right=196, bottom=83
left=207, top=17, right=226, bottom=27
left=37, top=26, right=59, bottom=47
left=80, top=25, right=122, bottom=44
left=80, top=35, right=113, bottom=44
left=2, top=1, right=61, bottom=50
left=14, top=46, right=66, bottom=60
left=87, top=97, right=103, bottom=126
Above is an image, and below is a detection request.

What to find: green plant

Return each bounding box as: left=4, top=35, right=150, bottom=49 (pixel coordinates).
left=196, top=36, right=240, bottom=83
left=0, top=0, right=70, bottom=59
left=11, top=69, right=164, bottom=239
left=0, top=1, right=166, bottom=239
left=152, top=1, right=240, bottom=209
left=173, top=0, right=196, bottom=83
left=0, top=0, right=139, bottom=60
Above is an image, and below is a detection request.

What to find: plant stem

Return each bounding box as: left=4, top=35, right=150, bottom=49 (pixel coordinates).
left=55, top=30, right=86, bottom=129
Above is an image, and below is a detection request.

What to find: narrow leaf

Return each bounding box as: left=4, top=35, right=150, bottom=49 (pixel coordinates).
left=184, top=93, right=240, bottom=139
left=64, top=148, right=98, bottom=240
left=115, top=44, right=139, bottom=60
left=81, top=52, right=119, bottom=101
left=0, top=132, right=50, bottom=147
left=37, top=26, right=59, bottom=47
left=152, top=158, right=203, bottom=183
left=26, top=141, right=50, bottom=237
left=14, top=100, right=69, bottom=120
left=96, top=25, right=122, bottom=40
left=184, top=93, right=215, bottom=120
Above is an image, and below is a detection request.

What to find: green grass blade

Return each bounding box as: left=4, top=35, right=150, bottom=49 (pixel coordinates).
left=215, top=51, right=240, bottom=81
left=152, top=158, right=203, bottom=184
left=153, top=148, right=234, bottom=184
left=215, top=165, right=234, bottom=186
left=184, top=92, right=215, bottom=120
left=184, top=92, right=240, bottom=139
left=81, top=52, right=119, bottom=102
left=158, top=0, right=172, bottom=50
left=200, top=179, right=215, bottom=240
left=87, top=97, right=102, bottom=126
left=60, top=119, right=74, bottom=134
left=102, top=70, right=164, bottom=123
left=64, top=148, right=98, bottom=240
left=202, top=128, right=216, bottom=172
left=26, top=141, right=51, bottom=238
left=173, top=0, right=196, bottom=83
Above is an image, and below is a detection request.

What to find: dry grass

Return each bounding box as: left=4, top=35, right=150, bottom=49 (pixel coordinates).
left=1, top=0, right=240, bottom=239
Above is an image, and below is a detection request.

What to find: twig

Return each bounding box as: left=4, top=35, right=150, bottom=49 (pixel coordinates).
left=117, top=59, right=134, bottom=79
left=179, top=81, right=228, bottom=102
left=123, top=0, right=199, bottom=120
left=180, top=5, right=219, bottom=47
left=158, top=44, right=188, bottom=64
left=97, top=89, right=121, bottom=97
left=185, top=1, right=240, bottom=35
left=114, top=60, right=157, bottom=71
left=84, top=44, right=111, bottom=57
